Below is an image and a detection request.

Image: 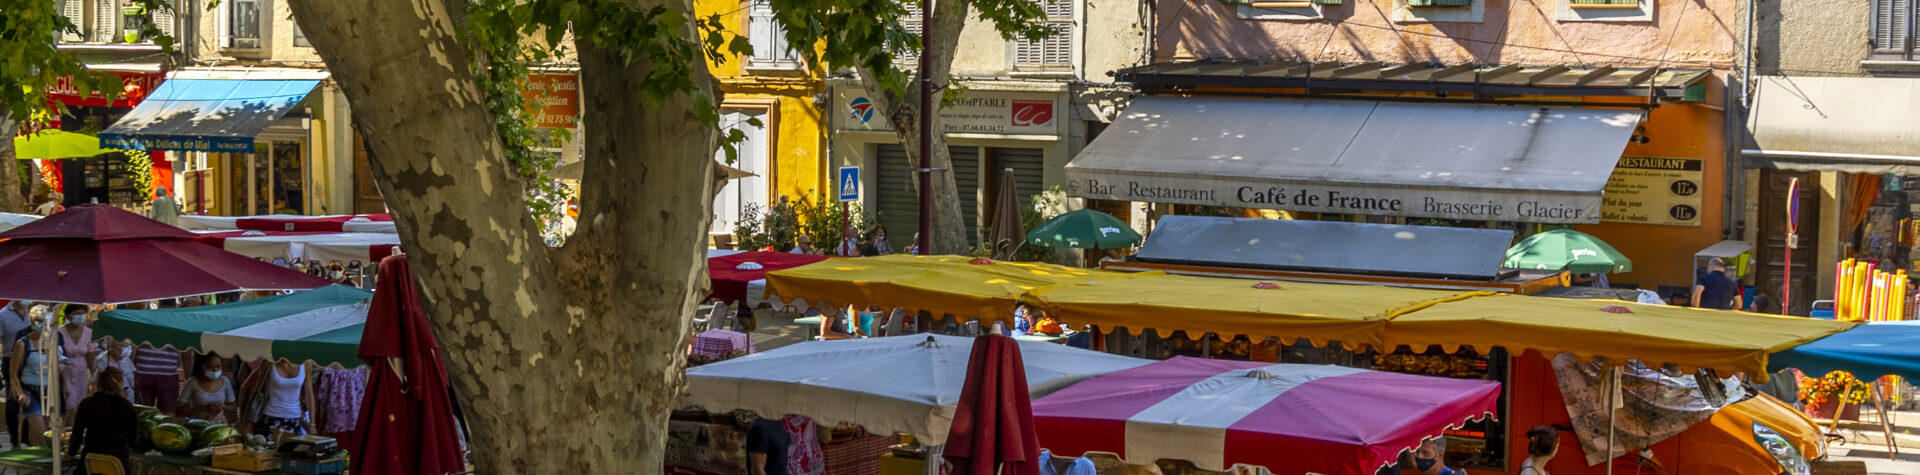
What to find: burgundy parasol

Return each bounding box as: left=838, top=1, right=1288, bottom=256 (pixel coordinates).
left=707, top=251, right=829, bottom=304
left=353, top=255, right=465, bottom=475
left=0, top=205, right=330, bottom=304
left=944, top=334, right=1041, bottom=475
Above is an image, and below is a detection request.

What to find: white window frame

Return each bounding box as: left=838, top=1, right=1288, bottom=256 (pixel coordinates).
left=893, top=9, right=922, bottom=67
left=711, top=107, right=773, bottom=235
left=219, top=0, right=265, bottom=50
left=1555, top=0, right=1653, bottom=23
left=292, top=18, right=310, bottom=47
left=1010, top=0, right=1074, bottom=74
left=745, top=0, right=800, bottom=70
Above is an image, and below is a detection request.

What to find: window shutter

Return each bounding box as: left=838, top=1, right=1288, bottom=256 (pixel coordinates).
left=60, top=0, right=87, bottom=42
left=1042, top=23, right=1071, bottom=66
left=748, top=1, right=775, bottom=63
left=895, top=16, right=922, bottom=65
left=95, top=0, right=118, bottom=42
left=151, top=0, right=176, bottom=39
left=1874, top=0, right=1913, bottom=53
left=1043, top=0, right=1072, bottom=19
left=216, top=0, right=232, bottom=47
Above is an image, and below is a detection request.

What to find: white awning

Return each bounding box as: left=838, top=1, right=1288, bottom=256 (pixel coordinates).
left=1065, top=97, right=1642, bottom=224
left=1743, top=76, right=1920, bottom=174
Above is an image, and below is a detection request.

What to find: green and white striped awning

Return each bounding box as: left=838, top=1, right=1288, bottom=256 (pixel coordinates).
left=97, top=285, right=374, bottom=367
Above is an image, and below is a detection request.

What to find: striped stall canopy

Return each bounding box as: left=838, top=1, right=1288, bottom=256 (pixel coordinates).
left=1032, top=357, right=1500, bottom=473
left=96, top=285, right=375, bottom=367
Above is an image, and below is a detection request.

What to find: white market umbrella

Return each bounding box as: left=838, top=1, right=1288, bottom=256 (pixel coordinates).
left=0, top=212, right=38, bottom=233
left=682, top=333, right=1149, bottom=445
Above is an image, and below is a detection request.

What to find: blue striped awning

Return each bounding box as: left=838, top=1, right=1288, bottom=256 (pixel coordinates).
left=100, top=69, right=325, bottom=153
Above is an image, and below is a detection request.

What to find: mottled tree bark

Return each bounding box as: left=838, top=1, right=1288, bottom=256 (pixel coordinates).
left=859, top=0, right=974, bottom=255
left=0, top=103, right=30, bottom=213
left=287, top=0, right=717, bottom=471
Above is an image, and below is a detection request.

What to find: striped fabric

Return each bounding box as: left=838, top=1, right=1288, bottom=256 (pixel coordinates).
left=1032, top=357, right=1500, bottom=473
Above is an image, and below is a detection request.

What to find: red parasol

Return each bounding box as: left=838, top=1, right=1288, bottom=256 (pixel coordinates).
left=354, top=255, right=465, bottom=475
left=0, top=206, right=330, bottom=304
left=944, top=334, right=1041, bottom=475
left=707, top=251, right=829, bottom=304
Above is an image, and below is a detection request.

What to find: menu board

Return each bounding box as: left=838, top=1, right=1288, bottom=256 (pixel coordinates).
left=1602, top=157, right=1704, bottom=227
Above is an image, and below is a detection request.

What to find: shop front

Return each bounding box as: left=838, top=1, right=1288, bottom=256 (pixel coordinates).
left=32, top=66, right=171, bottom=208
left=1743, top=75, right=1920, bottom=317
left=1080, top=61, right=1731, bottom=293
left=829, top=79, right=1069, bottom=250
left=98, top=68, right=335, bottom=217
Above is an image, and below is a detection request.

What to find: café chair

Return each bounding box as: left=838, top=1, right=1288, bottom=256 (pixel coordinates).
left=84, top=454, right=126, bottom=475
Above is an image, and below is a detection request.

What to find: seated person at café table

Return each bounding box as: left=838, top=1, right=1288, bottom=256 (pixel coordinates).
left=69, top=367, right=137, bottom=471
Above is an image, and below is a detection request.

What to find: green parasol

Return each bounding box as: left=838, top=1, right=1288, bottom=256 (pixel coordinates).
left=1026, top=208, right=1142, bottom=249
left=12, top=130, right=108, bottom=160
left=1503, top=228, right=1632, bottom=274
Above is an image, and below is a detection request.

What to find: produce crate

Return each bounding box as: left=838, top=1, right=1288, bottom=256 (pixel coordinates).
left=822, top=433, right=893, bottom=475
left=212, top=448, right=277, bottom=472
left=280, top=456, right=348, bottom=475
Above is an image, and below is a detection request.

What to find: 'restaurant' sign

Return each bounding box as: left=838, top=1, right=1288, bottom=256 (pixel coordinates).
left=521, top=73, right=580, bottom=129
left=832, top=86, right=1060, bottom=137
left=1066, top=171, right=1604, bottom=224
left=1601, top=156, right=1703, bottom=226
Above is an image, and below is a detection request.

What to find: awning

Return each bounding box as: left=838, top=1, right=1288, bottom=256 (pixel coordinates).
left=1066, top=96, right=1642, bottom=224
left=96, top=285, right=374, bottom=367
left=1744, top=76, right=1920, bottom=174
left=763, top=254, right=1133, bottom=323
left=1136, top=215, right=1517, bottom=280
left=100, top=68, right=328, bottom=153
left=1769, top=321, right=1920, bottom=381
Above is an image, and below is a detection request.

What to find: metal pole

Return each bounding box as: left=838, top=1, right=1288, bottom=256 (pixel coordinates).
left=1605, top=365, right=1619, bottom=475
left=915, top=0, right=934, bottom=256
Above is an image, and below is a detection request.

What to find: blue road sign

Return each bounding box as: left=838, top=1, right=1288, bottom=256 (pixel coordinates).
left=838, top=166, right=860, bottom=202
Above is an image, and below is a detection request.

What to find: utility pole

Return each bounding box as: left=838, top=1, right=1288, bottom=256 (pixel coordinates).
left=915, top=0, right=934, bottom=256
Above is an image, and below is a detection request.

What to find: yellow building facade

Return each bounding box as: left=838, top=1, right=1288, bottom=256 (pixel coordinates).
left=699, top=0, right=828, bottom=237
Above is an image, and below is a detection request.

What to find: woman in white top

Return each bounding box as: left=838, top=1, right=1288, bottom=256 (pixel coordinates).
left=249, top=360, right=316, bottom=435
left=91, top=339, right=136, bottom=399
left=1519, top=425, right=1561, bottom=475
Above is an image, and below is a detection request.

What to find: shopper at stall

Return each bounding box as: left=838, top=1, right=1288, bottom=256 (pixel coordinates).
left=148, top=187, right=179, bottom=226
left=67, top=366, right=137, bottom=470
left=92, top=339, right=136, bottom=400
left=132, top=302, right=185, bottom=413
left=745, top=414, right=824, bottom=475
left=1691, top=258, right=1742, bottom=310
left=1413, top=438, right=1467, bottom=475
left=1519, top=426, right=1561, bottom=475
left=57, top=305, right=96, bottom=416
left=11, top=306, right=58, bottom=447
left=177, top=354, right=235, bottom=423
left=0, top=300, right=31, bottom=448
left=242, top=360, right=317, bottom=435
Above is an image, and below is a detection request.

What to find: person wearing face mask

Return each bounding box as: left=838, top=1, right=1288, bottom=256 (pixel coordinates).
left=10, top=307, right=60, bottom=446
left=177, top=353, right=235, bottom=422
left=92, top=339, right=136, bottom=400
left=57, top=305, right=97, bottom=417
left=870, top=224, right=893, bottom=255
left=1411, top=438, right=1467, bottom=475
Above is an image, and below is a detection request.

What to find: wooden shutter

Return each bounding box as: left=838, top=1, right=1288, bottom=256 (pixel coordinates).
left=1014, top=0, right=1071, bottom=69
left=894, top=11, right=922, bottom=65
left=60, top=0, right=87, bottom=42
left=748, top=1, right=776, bottom=63
left=94, top=0, right=118, bottom=42
left=151, top=0, right=176, bottom=39
left=1874, top=0, right=1913, bottom=53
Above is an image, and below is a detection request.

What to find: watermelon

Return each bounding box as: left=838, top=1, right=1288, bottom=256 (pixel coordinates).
left=184, top=419, right=213, bottom=436
left=151, top=423, right=194, bottom=454
left=196, top=424, right=240, bottom=449
left=135, top=406, right=159, bottom=422
left=134, top=418, right=158, bottom=450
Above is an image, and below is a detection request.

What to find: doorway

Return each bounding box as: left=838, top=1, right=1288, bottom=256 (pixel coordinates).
left=1756, top=169, right=1820, bottom=315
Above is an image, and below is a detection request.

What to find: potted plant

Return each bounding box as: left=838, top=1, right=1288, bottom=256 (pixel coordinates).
left=1798, top=370, right=1869, bottom=420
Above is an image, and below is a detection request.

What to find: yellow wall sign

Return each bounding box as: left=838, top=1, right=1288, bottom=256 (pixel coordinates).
left=1601, top=156, right=1703, bottom=226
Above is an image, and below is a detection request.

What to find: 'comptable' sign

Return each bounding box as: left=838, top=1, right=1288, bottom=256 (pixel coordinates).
left=521, top=73, right=580, bottom=129
left=1600, top=156, right=1703, bottom=226
left=832, top=86, right=1060, bottom=137
left=1067, top=171, right=1604, bottom=224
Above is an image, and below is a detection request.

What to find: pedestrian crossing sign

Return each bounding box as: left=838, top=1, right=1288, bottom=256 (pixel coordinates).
left=838, top=166, right=860, bottom=202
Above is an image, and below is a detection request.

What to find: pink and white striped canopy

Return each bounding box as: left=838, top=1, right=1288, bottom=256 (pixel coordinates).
left=1031, top=357, right=1500, bottom=474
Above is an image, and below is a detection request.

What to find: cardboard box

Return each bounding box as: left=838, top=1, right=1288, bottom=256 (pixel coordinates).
left=212, top=449, right=277, bottom=472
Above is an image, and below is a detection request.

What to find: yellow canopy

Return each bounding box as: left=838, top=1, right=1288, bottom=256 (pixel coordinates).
left=1022, top=274, right=1481, bottom=350
left=763, top=254, right=1132, bottom=324
left=1382, top=294, right=1856, bottom=376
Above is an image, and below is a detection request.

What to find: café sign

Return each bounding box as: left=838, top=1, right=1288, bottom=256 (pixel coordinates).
left=1066, top=171, right=1604, bottom=224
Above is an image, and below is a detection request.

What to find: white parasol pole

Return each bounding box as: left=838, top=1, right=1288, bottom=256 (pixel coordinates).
left=44, top=316, right=61, bottom=475
left=1604, top=365, right=1620, bottom=475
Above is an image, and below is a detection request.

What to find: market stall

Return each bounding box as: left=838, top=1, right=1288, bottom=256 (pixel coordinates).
left=681, top=334, right=1150, bottom=446
left=764, top=254, right=1134, bottom=324
left=177, top=214, right=396, bottom=234
left=707, top=251, right=828, bottom=305
left=1771, top=320, right=1920, bottom=382
left=1032, top=357, right=1501, bottom=474
left=96, top=285, right=375, bottom=367
left=0, top=212, right=38, bottom=233
left=193, top=230, right=402, bottom=266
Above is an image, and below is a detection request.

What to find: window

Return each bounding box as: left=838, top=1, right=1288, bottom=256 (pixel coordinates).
left=293, top=19, right=310, bottom=47
left=893, top=10, right=923, bottom=66
left=712, top=110, right=769, bottom=234
left=59, top=0, right=87, bottom=42
left=746, top=0, right=799, bottom=68
left=1012, top=0, right=1072, bottom=72
left=1406, top=0, right=1472, bottom=6
left=224, top=0, right=263, bottom=49
left=1874, top=0, right=1916, bottom=58
left=67, top=0, right=173, bottom=43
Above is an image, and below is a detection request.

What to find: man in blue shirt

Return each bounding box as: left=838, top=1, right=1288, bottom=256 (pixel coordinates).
left=1691, top=258, right=1742, bottom=310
